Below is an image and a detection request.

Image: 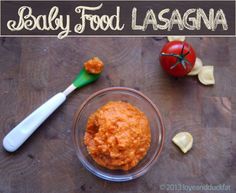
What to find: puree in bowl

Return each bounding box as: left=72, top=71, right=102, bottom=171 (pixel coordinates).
left=84, top=101, right=151, bottom=171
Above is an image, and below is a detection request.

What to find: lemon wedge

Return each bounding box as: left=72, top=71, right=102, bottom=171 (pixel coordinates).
left=172, top=132, right=193, bottom=153
left=188, top=57, right=203, bottom=76
left=198, top=66, right=215, bottom=85
left=167, top=36, right=186, bottom=42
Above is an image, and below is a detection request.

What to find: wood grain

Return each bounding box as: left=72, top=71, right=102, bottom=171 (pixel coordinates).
left=0, top=37, right=236, bottom=193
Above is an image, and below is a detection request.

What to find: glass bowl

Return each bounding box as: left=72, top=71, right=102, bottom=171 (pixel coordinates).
left=72, top=87, right=165, bottom=182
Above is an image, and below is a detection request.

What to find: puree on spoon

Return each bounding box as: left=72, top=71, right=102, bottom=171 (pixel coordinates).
left=84, top=101, right=151, bottom=171
left=84, top=57, right=104, bottom=74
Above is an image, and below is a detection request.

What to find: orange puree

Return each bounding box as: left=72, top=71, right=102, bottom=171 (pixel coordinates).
left=84, top=101, right=151, bottom=171
left=84, top=57, right=104, bottom=74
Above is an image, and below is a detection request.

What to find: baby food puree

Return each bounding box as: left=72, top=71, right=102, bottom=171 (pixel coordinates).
left=84, top=57, right=104, bottom=74
left=84, top=101, right=151, bottom=171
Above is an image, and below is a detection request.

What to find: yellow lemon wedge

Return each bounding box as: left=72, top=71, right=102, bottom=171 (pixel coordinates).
left=188, top=57, right=203, bottom=76
left=167, top=36, right=186, bottom=42
left=172, top=132, right=193, bottom=153
left=198, top=66, right=215, bottom=85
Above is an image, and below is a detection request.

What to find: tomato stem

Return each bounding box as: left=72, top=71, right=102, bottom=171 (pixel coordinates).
left=180, top=44, right=185, bottom=55
left=161, top=52, right=182, bottom=60
left=170, top=61, right=180, bottom=69
left=160, top=43, right=193, bottom=70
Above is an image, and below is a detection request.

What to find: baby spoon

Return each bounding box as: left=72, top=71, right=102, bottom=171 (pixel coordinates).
left=3, top=68, right=101, bottom=152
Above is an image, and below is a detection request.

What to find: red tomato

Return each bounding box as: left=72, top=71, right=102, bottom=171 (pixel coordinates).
left=160, top=41, right=196, bottom=77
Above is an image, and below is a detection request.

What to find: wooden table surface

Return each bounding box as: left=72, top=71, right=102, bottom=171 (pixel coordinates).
left=0, top=37, right=235, bottom=193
